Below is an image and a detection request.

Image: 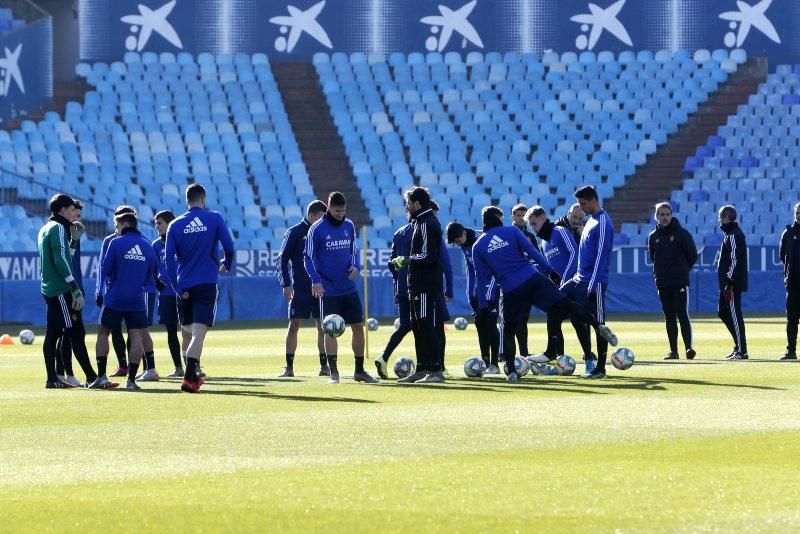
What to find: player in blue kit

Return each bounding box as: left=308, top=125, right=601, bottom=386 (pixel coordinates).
left=277, top=200, right=329, bottom=377
left=166, top=184, right=235, bottom=393
left=472, top=206, right=618, bottom=382
left=88, top=212, right=158, bottom=390
left=304, top=192, right=378, bottom=384
left=152, top=210, right=184, bottom=377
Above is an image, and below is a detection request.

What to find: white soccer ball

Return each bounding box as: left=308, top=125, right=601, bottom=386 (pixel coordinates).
left=554, top=355, right=577, bottom=375
left=463, top=357, right=487, bottom=378
left=526, top=356, right=548, bottom=375
left=322, top=314, right=346, bottom=338
left=393, top=356, right=415, bottom=378
left=453, top=317, right=468, bottom=330
left=503, top=355, right=530, bottom=377
left=611, top=347, right=635, bottom=370
left=367, top=317, right=379, bottom=331
left=19, top=329, right=34, bottom=345
left=394, top=318, right=401, bottom=331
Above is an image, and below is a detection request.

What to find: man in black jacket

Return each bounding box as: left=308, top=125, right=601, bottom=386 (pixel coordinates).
left=391, top=187, right=445, bottom=383
left=717, top=205, right=749, bottom=360
left=648, top=202, right=698, bottom=360
left=779, top=202, right=800, bottom=360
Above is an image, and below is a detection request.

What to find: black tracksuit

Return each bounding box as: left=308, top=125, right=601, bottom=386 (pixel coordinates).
left=780, top=222, right=800, bottom=354
left=717, top=221, right=748, bottom=354
left=648, top=218, right=698, bottom=354
left=408, top=207, right=444, bottom=373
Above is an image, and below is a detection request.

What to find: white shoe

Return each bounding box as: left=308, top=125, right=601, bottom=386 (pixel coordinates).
left=65, top=375, right=83, bottom=387
left=126, top=380, right=141, bottom=390
left=485, top=364, right=501, bottom=374
left=56, top=374, right=66, bottom=382
left=528, top=354, right=553, bottom=364
left=167, top=368, right=184, bottom=378
left=136, top=369, right=160, bottom=382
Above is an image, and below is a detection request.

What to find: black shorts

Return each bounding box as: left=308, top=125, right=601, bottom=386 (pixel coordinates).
left=320, top=292, right=363, bottom=325
left=396, top=295, right=411, bottom=329
left=158, top=294, right=179, bottom=325
left=289, top=286, right=320, bottom=320
left=101, top=307, right=148, bottom=330
left=501, top=273, right=565, bottom=324
left=145, top=292, right=157, bottom=327
left=178, top=283, right=219, bottom=327
left=43, top=292, right=78, bottom=333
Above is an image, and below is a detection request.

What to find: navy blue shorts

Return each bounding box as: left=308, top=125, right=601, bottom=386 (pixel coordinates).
left=101, top=307, right=148, bottom=330
left=158, top=294, right=179, bottom=326
left=561, top=279, right=606, bottom=323
left=178, top=283, right=219, bottom=327
left=145, top=292, right=157, bottom=327
left=289, top=286, right=320, bottom=320
left=321, top=292, right=363, bottom=325
left=501, top=273, right=565, bottom=324
left=435, top=294, right=450, bottom=324
left=396, top=295, right=412, bottom=329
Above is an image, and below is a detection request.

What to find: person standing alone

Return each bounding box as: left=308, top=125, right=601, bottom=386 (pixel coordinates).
left=716, top=205, right=749, bottom=360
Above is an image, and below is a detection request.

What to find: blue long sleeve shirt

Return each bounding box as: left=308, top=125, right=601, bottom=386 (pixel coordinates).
left=277, top=218, right=312, bottom=289
left=542, top=226, right=579, bottom=282
left=457, top=228, right=482, bottom=300
left=101, top=228, right=158, bottom=312
left=472, top=225, right=553, bottom=310
left=388, top=223, right=412, bottom=299
left=574, top=209, right=614, bottom=294
left=152, top=237, right=177, bottom=297
left=95, top=232, right=116, bottom=299
left=71, top=240, right=84, bottom=293
left=442, top=237, right=454, bottom=299
left=304, top=214, right=360, bottom=297
left=165, top=207, right=235, bottom=293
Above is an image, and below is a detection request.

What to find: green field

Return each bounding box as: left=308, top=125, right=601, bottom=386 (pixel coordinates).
left=1, top=315, right=799, bottom=532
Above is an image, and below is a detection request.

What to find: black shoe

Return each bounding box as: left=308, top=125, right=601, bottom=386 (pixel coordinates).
left=780, top=352, right=797, bottom=360
left=278, top=367, right=294, bottom=378
left=319, top=365, right=331, bottom=376
left=354, top=370, right=379, bottom=383
left=663, top=352, right=679, bottom=360
left=686, top=348, right=696, bottom=360
left=397, top=370, right=427, bottom=383
left=45, top=379, right=75, bottom=389
left=725, top=352, right=748, bottom=360
left=581, top=368, right=606, bottom=379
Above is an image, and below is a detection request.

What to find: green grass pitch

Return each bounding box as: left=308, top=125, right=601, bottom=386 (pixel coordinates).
left=1, top=314, right=799, bottom=532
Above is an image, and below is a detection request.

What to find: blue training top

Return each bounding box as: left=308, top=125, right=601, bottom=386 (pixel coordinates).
left=277, top=218, right=312, bottom=290
left=389, top=222, right=412, bottom=298
left=152, top=237, right=177, bottom=297
left=542, top=226, right=579, bottom=282
left=101, top=228, right=158, bottom=312
left=304, top=214, right=360, bottom=297
left=574, top=209, right=614, bottom=294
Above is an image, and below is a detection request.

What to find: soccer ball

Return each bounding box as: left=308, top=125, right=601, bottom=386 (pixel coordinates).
left=503, top=356, right=530, bottom=377
left=394, top=318, right=401, bottom=331
left=322, top=314, right=346, bottom=338
left=526, top=356, right=548, bottom=375
left=611, top=347, right=635, bottom=370
left=463, top=357, right=487, bottom=378
left=453, top=317, right=468, bottom=330
left=554, top=355, right=577, bottom=375
left=19, top=329, right=34, bottom=345
left=367, top=318, right=379, bottom=331
left=393, top=357, right=415, bottom=378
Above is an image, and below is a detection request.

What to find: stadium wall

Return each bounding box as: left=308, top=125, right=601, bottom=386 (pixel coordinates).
left=0, top=16, right=53, bottom=122
left=79, top=0, right=800, bottom=63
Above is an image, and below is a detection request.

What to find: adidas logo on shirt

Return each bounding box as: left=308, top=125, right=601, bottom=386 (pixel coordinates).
left=124, top=244, right=146, bottom=261
left=487, top=235, right=509, bottom=253
left=184, top=217, right=208, bottom=234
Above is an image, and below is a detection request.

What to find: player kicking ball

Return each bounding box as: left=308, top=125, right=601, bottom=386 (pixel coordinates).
left=89, top=212, right=158, bottom=390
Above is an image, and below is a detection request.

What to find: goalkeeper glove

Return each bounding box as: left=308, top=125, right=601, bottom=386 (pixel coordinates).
left=390, top=256, right=409, bottom=269
left=69, top=282, right=84, bottom=311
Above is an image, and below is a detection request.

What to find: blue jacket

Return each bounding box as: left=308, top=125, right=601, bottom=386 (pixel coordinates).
left=304, top=214, right=360, bottom=297
left=388, top=223, right=412, bottom=299
left=152, top=237, right=177, bottom=297
left=456, top=227, right=482, bottom=300
left=574, top=209, right=614, bottom=294
left=95, top=232, right=116, bottom=299
left=473, top=225, right=553, bottom=310
left=101, top=228, right=158, bottom=312
left=278, top=218, right=312, bottom=289
left=71, top=240, right=84, bottom=293
left=539, top=222, right=579, bottom=282
left=165, top=207, right=235, bottom=293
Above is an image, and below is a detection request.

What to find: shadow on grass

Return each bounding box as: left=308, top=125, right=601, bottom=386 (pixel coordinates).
left=112, top=387, right=377, bottom=403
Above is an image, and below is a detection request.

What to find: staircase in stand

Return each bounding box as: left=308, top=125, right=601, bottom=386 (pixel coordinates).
left=272, top=61, right=371, bottom=228
left=605, top=57, right=769, bottom=227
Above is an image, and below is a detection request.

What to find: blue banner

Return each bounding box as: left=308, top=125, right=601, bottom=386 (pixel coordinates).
left=79, top=0, right=800, bottom=64
left=0, top=17, right=53, bottom=122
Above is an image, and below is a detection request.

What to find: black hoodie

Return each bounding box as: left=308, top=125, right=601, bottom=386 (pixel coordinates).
left=407, top=206, right=443, bottom=294
left=647, top=217, right=697, bottom=289
left=554, top=215, right=581, bottom=244
left=717, top=220, right=748, bottom=292
left=779, top=222, right=800, bottom=286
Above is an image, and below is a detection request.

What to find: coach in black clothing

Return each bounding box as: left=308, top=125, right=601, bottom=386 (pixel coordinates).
left=717, top=205, right=749, bottom=360
left=779, top=202, right=800, bottom=360
left=648, top=202, right=698, bottom=360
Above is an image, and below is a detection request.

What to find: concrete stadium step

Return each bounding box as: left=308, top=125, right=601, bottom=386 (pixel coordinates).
left=273, top=61, right=371, bottom=228
left=606, top=57, right=769, bottom=229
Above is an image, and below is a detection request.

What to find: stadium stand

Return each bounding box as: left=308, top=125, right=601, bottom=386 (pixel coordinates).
left=0, top=8, right=26, bottom=35
left=313, top=49, right=745, bottom=248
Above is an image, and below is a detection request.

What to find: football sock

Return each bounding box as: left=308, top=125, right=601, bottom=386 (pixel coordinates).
left=145, top=351, right=155, bottom=370
left=141, top=352, right=149, bottom=370
left=354, top=356, right=364, bottom=373
left=128, top=362, right=140, bottom=383
left=318, top=353, right=327, bottom=367
left=111, top=327, right=127, bottom=368
left=166, top=324, right=182, bottom=368
left=327, top=354, right=338, bottom=374
left=286, top=353, right=295, bottom=368
left=185, top=357, right=199, bottom=380
left=97, top=356, right=108, bottom=377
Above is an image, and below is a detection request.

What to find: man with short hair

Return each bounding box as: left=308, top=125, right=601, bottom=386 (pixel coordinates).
left=561, top=185, right=616, bottom=379
left=446, top=221, right=500, bottom=373
left=277, top=200, right=328, bottom=377
left=305, top=192, right=378, bottom=384
left=96, top=205, right=136, bottom=376
left=779, top=202, right=800, bottom=360
left=166, top=183, right=235, bottom=392
left=717, top=204, right=749, bottom=360
left=89, top=212, right=158, bottom=390
left=153, top=210, right=184, bottom=377
left=37, top=194, right=100, bottom=389
left=473, top=206, right=618, bottom=383
left=648, top=202, right=698, bottom=360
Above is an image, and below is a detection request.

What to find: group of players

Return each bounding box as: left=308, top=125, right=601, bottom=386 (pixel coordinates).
left=36, top=181, right=800, bottom=390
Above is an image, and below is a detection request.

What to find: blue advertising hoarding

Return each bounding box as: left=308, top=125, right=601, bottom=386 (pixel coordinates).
left=0, top=17, right=53, bottom=122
